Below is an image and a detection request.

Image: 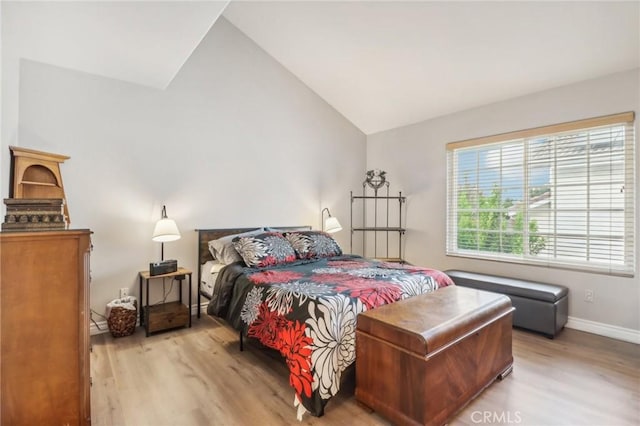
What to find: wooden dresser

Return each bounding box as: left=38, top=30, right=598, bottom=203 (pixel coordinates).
left=0, top=230, right=91, bottom=425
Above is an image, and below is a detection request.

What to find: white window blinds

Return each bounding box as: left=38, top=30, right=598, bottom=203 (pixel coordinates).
left=446, top=112, right=635, bottom=276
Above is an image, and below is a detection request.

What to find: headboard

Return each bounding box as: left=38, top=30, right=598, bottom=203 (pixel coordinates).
left=194, top=226, right=310, bottom=315
left=196, top=226, right=312, bottom=266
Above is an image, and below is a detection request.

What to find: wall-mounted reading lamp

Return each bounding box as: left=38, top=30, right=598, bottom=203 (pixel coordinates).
left=321, top=207, right=342, bottom=233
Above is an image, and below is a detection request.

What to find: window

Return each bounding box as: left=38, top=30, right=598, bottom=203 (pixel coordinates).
left=446, top=112, right=635, bottom=276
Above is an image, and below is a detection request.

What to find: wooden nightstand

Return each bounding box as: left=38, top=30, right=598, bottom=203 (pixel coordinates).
left=138, top=267, right=192, bottom=337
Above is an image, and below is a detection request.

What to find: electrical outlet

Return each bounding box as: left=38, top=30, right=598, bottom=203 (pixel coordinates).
left=584, top=289, right=594, bottom=303
left=120, top=288, right=129, bottom=299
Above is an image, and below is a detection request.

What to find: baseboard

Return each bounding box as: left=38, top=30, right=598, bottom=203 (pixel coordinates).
left=90, top=302, right=209, bottom=336
left=198, top=302, right=208, bottom=316
left=566, top=316, right=640, bottom=344
left=90, top=319, right=110, bottom=336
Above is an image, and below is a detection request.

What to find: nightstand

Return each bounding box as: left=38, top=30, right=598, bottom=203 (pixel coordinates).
left=138, top=267, right=192, bottom=337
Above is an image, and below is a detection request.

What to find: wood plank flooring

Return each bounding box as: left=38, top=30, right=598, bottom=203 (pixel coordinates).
left=91, top=315, right=639, bottom=426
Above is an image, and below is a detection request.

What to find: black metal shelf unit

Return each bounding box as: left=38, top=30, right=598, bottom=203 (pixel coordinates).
left=350, top=171, right=406, bottom=262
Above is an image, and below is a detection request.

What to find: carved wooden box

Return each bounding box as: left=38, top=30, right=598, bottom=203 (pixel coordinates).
left=2, top=198, right=65, bottom=231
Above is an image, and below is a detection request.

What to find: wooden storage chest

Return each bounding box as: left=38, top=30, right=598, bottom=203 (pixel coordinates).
left=355, top=285, right=514, bottom=426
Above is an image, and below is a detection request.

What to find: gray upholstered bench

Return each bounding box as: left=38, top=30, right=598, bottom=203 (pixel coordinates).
left=444, top=270, right=568, bottom=338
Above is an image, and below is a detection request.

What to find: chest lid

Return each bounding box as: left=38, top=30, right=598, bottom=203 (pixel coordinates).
left=356, top=285, right=513, bottom=356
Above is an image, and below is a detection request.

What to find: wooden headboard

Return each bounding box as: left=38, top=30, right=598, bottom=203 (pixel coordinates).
left=195, top=226, right=311, bottom=314
left=196, top=226, right=312, bottom=266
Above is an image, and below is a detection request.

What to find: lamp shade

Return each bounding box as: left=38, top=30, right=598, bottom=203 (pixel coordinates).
left=152, top=218, right=181, bottom=242
left=324, top=216, right=342, bottom=234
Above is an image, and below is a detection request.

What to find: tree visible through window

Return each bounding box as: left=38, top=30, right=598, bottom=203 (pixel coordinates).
left=446, top=112, right=635, bottom=276
left=456, top=185, right=546, bottom=256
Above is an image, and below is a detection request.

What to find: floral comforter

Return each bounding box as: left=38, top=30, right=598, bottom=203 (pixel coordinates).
left=207, top=255, right=454, bottom=419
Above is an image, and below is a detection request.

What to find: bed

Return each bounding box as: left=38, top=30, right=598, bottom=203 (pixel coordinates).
left=196, top=227, right=454, bottom=420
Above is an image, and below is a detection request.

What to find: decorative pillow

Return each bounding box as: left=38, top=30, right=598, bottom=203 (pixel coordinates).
left=232, top=232, right=297, bottom=268
left=208, top=228, right=264, bottom=265
left=285, top=231, right=343, bottom=260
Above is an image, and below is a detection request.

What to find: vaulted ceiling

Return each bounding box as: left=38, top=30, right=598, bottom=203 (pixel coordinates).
left=3, top=1, right=228, bottom=89
left=224, top=1, right=639, bottom=134
left=4, top=1, right=639, bottom=135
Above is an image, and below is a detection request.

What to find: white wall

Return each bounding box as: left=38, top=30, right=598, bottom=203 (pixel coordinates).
left=3, top=17, right=365, bottom=316
left=367, top=69, right=640, bottom=338
left=0, top=0, right=3, bottom=177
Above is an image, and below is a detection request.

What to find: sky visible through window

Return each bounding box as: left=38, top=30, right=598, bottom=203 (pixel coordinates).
left=456, top=141, right=550, bottom=203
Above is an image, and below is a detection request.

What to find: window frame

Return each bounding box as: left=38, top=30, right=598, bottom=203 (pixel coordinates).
left=446, top=112, right=636, bottom=277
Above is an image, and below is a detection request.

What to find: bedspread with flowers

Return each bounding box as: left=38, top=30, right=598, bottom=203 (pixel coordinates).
left=218, top=255, right=454, bottom=420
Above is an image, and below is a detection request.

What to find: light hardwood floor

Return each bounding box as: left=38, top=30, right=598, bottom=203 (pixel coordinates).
left=91, top=315, right=639, bottom=426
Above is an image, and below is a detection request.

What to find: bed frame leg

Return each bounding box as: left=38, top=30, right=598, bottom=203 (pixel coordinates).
left=239, top=331, right=244, bottom=352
